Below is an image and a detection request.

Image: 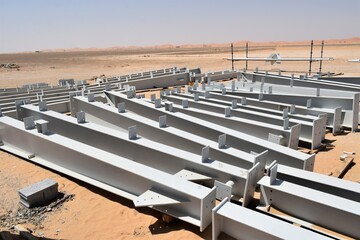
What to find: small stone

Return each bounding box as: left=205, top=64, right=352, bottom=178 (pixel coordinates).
left=38, top=232, right=44, bottom=236
left=46, top=208, right=52, bottom=212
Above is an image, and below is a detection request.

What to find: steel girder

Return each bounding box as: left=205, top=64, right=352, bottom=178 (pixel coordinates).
left=319, top=76, right=360, bottom=86
left=159, top=98, right=301, bottom=149
left=104, top=91, right=315, bottom=170
left=212, top=198, right=332, bottom=240
left=162, top=93, right=324, bottom=149
left=0, top=115, right=216, bottom=231
left=190, top=90, right=343, bottom=133
left=173, top=91, right=320, bottom=124
left=258, top=175, right=360, bottom=239
left=209, top=89, right=359, bottom=131
left=18, top=103, right=263, bottom=206
left=275, top=164, right=360, bottom=202
left=68, top=96, right=260, bottom=170
left=242, top=72, right=360, bottom=92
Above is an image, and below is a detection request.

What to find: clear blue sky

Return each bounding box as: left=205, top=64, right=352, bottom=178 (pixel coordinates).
left=0, top=0, right=359, bottom=53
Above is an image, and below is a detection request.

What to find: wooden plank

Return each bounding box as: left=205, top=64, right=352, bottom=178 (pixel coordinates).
left=329, top=157, right=354, bottom=178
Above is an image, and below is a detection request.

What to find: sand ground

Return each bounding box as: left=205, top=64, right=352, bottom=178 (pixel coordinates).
left=0, top=43, right=360, bottom=239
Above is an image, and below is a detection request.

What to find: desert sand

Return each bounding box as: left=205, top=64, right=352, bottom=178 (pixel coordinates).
left=0, top=39, right=360, bottom=239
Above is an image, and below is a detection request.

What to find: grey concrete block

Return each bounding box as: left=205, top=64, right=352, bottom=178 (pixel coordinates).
left=18, top=178, right=58, bottom=208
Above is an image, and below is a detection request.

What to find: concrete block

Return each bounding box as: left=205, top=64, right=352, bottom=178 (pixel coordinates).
left=18, top=178, right=58, bottom=208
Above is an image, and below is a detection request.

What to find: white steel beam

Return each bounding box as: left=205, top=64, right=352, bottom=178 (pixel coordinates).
left=275, top=164, right=360, bottom=202
left=258, top=176, right=360, bottom=239
left=211, top=89, right=359, bottom=131
left=68, top=96, right=260, bottom=170
left=162, top=94, right=325, bottom=149
left=18, top=103, right=262, bottom=206
left=160, top=99, right=301, bottom=149
left=190, top=90, right=343, bottom=133
left=212, top=198, right=332, bottom=240
left=0, top=115, right=216, bottom=231
left=104, top=91, right=315, bottom=170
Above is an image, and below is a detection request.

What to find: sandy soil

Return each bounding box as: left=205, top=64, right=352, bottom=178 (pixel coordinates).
left=0, top=43, right=360, bottom=239
left=1, top=43, right=360, bottom=88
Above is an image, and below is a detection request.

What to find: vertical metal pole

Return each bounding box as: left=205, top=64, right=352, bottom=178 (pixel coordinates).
left=319, top=40, right=324, bottom=75
left=308, top=40, right=313, bottom=75
left=245, top=43, right=249, bottom=70
left=231, top=43, right=234, bottom=71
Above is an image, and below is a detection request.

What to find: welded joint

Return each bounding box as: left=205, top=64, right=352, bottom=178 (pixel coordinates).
left=128, top=125, right=137, bottom=140
left=269, top=163, right=278, bottom=185
left=38, top=101, right=48, bottom=112
left=154, top=99, right=162, bottom=108
left=231, top=100, right=237, bottom=109
left=221, top=88, right=226, bottom=95
left=283, top=108, right=288, bottom=119
left=205, top=91, right=210, bottom=99
left=105, top=83, right=111, bottom=91
left=224, top=107, right=231, bottom=117
left=249, top=87, right=253, bottom=92
left=35, top=119, right=49, bottom=135
left=165, top=102, right=173, bottom=112
left=214, top=180, right=234, bottom=200
left=159, top=115, right=167, bottom=128
left=268, top=86, right=273, bottom=94
left=201, top=146, right=210, bottom=163
left=182, top=99, right=189, bottom=108
left=316, top=88, right=320, bottom=97
left=241, top=97, right=247, bottom=105
left=118, top=102, right=125, bottom=113
left=23, top=116, right=35, bottom=130
left=218, top=134, right=227, bottom=149
left=231, top=81, right=235, bottom=91
left=290, top=104, right=296, bottom=114
left=283, top=118, right=289, bottom=130
left=126, top=90, right=135, bottom=99
left=194, top=93, right=200, bottom=101
left=87, top=93, right=95, bottom=102
left=76, top=111, right=86, bottom=124
left=306, top=99, right=312, bottom=108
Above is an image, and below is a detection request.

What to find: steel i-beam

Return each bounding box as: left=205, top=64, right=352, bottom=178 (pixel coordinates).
left=0, top=115, right=216, bottom=231
left=104, top=91, right=315, bottom=170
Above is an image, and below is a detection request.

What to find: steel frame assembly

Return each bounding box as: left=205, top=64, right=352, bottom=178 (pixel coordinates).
left=104, top=90, right=315, bottom=170
left=68, top=96, right=261, bottom=170
left=162, top=93, right=325, bottom=149
left=209, top=87, right=359, bottom=132
left=0, top=114, right=217, bottom=231
left=17, top=103, right=263, bottom=206
left=191, top=90, right=342, bottom=134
